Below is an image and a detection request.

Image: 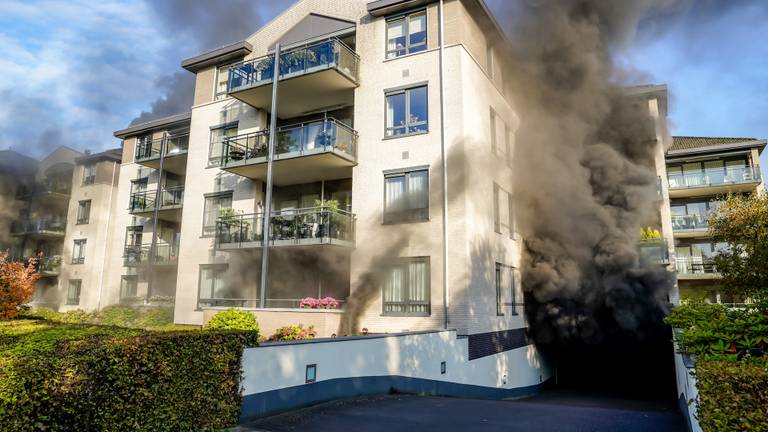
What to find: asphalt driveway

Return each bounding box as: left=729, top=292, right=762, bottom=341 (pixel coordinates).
left=238, top=390, right=686, bottom=432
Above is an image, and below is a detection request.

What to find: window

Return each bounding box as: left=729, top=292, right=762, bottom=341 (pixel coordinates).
left=82, top=164, right=96, bottom=185
left=493, top=183, right=514, bottom=238
left=382, top=257, right=430, bottom=316
left=495, top=263, right=519, bottom=316
left=203, top=192, right=233, bottom=236
left=386, top=10, right=427, bottom=58
left=72, top=239, right=86, bottom=264
left=76, top=200, right=91, bottom=224
left=490, top=108, right=511, bottom=166
left=215, top=64, right=231, bottom=100
left=198, top=265, right=229, bottom=306
left=384, top=169, right=428, bottom=223
left=67, top=280, right=82, bottom=305
left=120, top=275, right=138, bottom=299
left=385, top=85, right=428, bottom=137
left=487, top=43, right=495, bottom=79
left=209, top=123, right=239, bottom=166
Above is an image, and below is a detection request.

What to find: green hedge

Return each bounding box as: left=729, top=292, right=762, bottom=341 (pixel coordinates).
left=0, top=319, right=258, bottom=431
left=696, top=359, right=768, bottom=432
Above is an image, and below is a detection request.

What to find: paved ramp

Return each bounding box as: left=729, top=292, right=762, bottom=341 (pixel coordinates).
left=239, top=391, right=686, bottom=432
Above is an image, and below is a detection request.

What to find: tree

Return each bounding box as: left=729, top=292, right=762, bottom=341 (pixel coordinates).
left=709, top=193, right=768, bottom=301
left=0, top=252, right=40, bottom=319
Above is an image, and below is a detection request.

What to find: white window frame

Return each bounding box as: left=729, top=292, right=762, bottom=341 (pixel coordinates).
left=208, top=123, right=239, bottom=167
left=82, top=164, right=96, bottom=185
left=386, top=10, right=428, bottom=59
left=385, top=85, right=428, bottom=138
left=72, top=239, right=86, bottom=264
left=202, top=192, right=234, bottom=236
left=76, top=200, right=91, bottom=224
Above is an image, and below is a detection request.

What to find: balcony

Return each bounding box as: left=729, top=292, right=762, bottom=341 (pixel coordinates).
left=671, top=214, right=709, bottom=238
left=638, top=241, right=670, bottom=266
left=10, top=219, right=66, bottom=238
left=16, top=180, right=71, bottom=200
left=227, top=38, right=359, bottom=118
left=128, top=187, right=184, bottom=222
left=668, top=167, right=761, bottom=198
left=134, top=134, right=189, bottom=175
left=676, top=258, right=719, bottom=280
left=220, top=118, right=357, bottom=185
left=216, top=207, right=355, bottom=250
left=13, top=256, right=62, bottom=276
left=124, top=243, right=179, bottom=267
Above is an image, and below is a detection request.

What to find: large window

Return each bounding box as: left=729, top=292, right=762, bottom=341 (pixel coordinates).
left=198, top=265, right=229, bottom=306
left=76, top=200, right=91, bottom=224
left=493, top=183, right=514, bottom=238
left=495, top=263, right=519, bottom=316
left=490, top=108, right=511, bottom=166
left=203, top=192, right=233, bottom=236
left=386, top=10, right=427, bottom=58
left=72, top=239, right=86, bottom=264
left=385, top=85, right=428, bottom=137
left=209, top=123, right=239, bottom=166
left=382, top=257, right=430, bottom=316
left=82, top=164, right=96, bottom=185
left=667, top=157, right=752, bottom=188
left=215, top=64, right=231, bottom=100
left=384, top=168, right=428, bottom=223
left=67, top=280, right=82, bottom=305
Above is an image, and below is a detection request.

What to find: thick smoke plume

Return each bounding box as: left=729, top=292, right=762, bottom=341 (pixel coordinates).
left=498, top=0, right=679, bottom=345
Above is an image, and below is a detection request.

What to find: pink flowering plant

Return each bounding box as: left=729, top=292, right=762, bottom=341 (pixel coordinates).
left=299, top=296, right=339, bottom=309
left=268, top=324, right=318, bottom=341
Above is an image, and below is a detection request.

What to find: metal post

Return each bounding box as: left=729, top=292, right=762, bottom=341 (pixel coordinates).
left=147, top=133, right=166, bottom=303
left=259, top=43, right=281, bottom=309
left=438, top=0, right=450, bottom=329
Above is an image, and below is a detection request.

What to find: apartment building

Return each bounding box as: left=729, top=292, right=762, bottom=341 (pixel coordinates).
left=664, top=136, right=766, bottom=302
left=99, top=0, right=675, bottom=342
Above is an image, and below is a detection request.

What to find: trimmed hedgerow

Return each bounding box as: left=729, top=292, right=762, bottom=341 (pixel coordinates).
left=0, top=319, right=258, bottom=431
left=696, top=359, right=768, bottom=432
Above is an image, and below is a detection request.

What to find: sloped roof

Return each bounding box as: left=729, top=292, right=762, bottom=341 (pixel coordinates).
left=671, top=136, right=761, bottom=152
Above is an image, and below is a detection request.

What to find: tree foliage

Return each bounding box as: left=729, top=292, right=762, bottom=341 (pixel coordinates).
left=709, top=193, right=768, bottom=301
left=0, top=252, right=40, bottom=320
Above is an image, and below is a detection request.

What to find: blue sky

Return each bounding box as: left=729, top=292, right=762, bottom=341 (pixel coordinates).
left=0, top=1, right=766, bottom=158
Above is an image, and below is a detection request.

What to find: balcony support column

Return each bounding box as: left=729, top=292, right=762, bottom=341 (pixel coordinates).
left=146, top=133, right=167, bottom=303
left=260, top=43, right=281, bottom=309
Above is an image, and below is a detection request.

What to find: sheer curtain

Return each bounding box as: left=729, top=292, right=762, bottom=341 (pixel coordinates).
left=384, top=265, right=404, bottom=312
left=386, top=176, right=406, bottom=215
left=409, top=260, right=427, bottom=313
left=408, top=171, right=428, bottom=217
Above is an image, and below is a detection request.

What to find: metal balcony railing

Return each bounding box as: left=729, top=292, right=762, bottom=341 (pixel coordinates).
left=228, top=38, right=359, bottom=93
left=216, top=207, right=355, bottom=249
left=676, top=258, right=718, bottom=275
left=671, top=214, right=709, bottom=231
left=10, top=219, right=67, bottom=236
left=128, top=187, right=184, bottom=213
left=16, top=180, right=72, bottom=198
left=124, top=243, right=179, bottom=266
left=135, top=134, right=189, bottom=162
left=220, top=118, right=357, bottom=168
left=197, top=297, right=346, bottom=309
left=668, top=167, right=761, bottom=190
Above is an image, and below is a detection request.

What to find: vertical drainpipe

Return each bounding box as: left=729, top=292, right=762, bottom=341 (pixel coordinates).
left=95, top=159, right=118, bottom=310
left=147, top=134, right=166, bottom=302
left=439, top=0, right=450, bottom=329
left=259, top=43, right=281, bottom=308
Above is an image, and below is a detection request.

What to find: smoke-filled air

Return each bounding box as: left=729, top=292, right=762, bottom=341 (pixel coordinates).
left=496, top=0, right=678, bottom=346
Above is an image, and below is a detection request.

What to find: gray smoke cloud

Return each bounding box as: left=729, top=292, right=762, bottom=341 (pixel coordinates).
left=494, top=0, right=682, bottom=345
left=131, top=0, right=295, bottom=125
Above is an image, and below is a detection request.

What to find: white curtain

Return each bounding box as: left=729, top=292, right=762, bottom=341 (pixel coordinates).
left=409, top=13, right=425, bottom=35
left=408, top=171, right=428, bottom=210
left=387, top=19, right=405, bottom=52
left=386, top=176, right=405, bottom=213
left=384, top=266, right=404, bottom=311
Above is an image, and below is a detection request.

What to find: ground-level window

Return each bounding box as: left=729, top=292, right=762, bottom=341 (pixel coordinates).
left=198, top=264, right=229, bottom=307
left=493, top=183, right=514, bottom=238
left=382, top=257, right=430, bottom=316
left=120, top=275, right=138, bottom=300
left=72, top=239, right=86, bottom=264
left=495, top=263, right=518, bottom=316
left=209, top=123, right=239, bottom=166
left=384, top=168, right=428, bottom=223
left=386, top=10, right=427, bottom=58
left=385, top=85, right=428, bottom=137
left=76, top=200, right=91, bottom=224
left=67, top=280, right=82, bottom=305
left=202, top=192, right=233, bottom=236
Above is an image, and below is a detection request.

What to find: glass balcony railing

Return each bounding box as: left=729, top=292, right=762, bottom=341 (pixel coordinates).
left=676, top=257, right=718, bottom=275
left=671, top=214, right=709, bottom=231
left=216, top=207, right=355, bottom=249
left=220, top=118, right=357, bottom=167
left=228, top=38, right=359, bottom=93
left=124, top=243, right=179, bottom=266
left=128, top=187, right=184, bottom=213
left=11, top=219, right=67, bottom=236
left=668, top=167, right=761, bottom=190
left=16, top=180, right=72, bottom=198
left=135, top=134, right=189, bottom=162
left=639, top=241, right=670, bottom=265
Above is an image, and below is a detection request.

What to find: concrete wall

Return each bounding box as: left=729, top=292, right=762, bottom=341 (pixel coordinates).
left=203, top=308, right=342, bottom=337
left=240, top=329, right=551, bottom=419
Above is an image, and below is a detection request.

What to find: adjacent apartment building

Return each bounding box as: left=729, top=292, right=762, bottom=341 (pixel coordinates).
left=92, top=0, right=677, bottom=340
left=665, top=136, right=766, bottom=303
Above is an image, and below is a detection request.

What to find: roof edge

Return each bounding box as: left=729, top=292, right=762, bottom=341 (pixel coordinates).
left=75, top=148, right=122, bottom=164
left=181, top=40, right=253, bottom=73
left=667, top=139, right=767, bottom=157
left=114, top=112, right=191, bottom=139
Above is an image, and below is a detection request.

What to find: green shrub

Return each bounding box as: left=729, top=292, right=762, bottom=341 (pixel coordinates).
left=205, top=309, right=259, bottom=333
left=27, top=307, right=60, bottom=321
left=696, top=359, right=768, bottom=432
left=137, top=307, right=173, bottom=328
left=98, top=304, right=141, bottom=327
left=268, top=324, right=317, bottom=341
left=0, top=319, right=257, bottom=431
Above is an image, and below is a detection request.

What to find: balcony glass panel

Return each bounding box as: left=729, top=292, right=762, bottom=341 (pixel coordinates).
left=220, top=118, right=357, bottom=167
left=228, top=38, right=359, bottom=93
left=11, top=219, right=67, bottom=235
left=129, top=187, right=184, bottom=213
left=667, top=166, right=760, bottom=189
left=671, top=214, right=709, bottom=231
left=135, top=138, right=163, bottom=162
left=124, top=243, right=178, bottom=266
left=216, top=207, right=355, bottom=248
left=676, top=257, right=717, bottom=275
